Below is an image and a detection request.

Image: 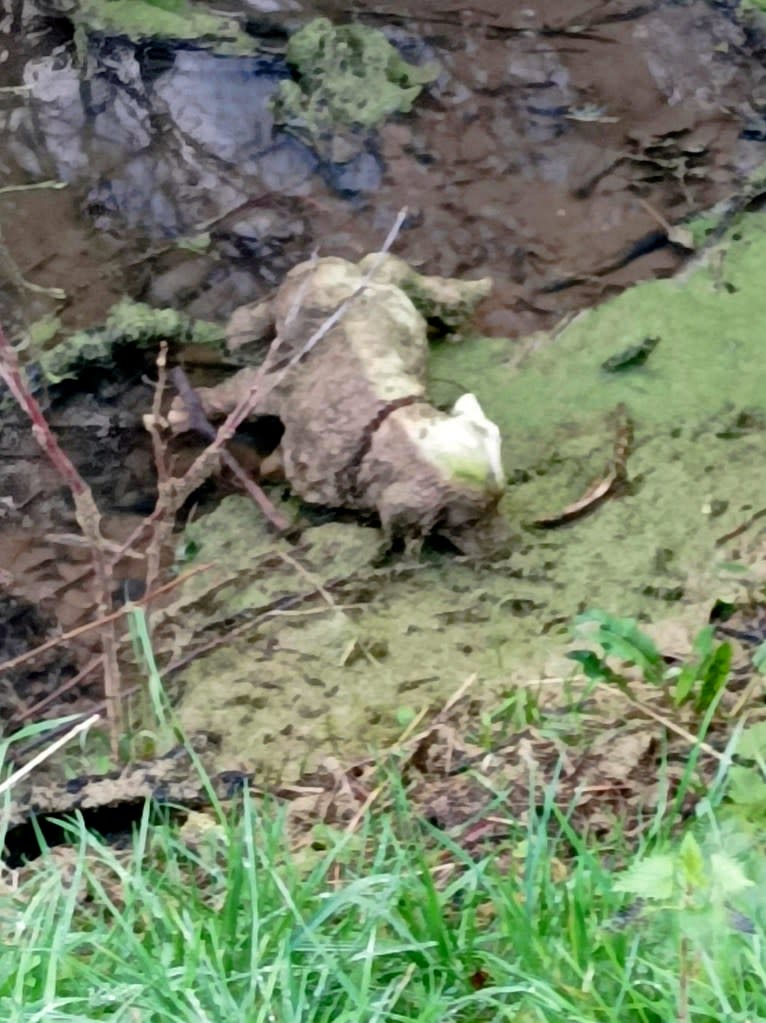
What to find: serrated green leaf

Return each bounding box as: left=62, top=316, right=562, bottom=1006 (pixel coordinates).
left=614, top=853, right=676, bottom=900
left=678, top=833, right=705, bottom=889
left=708, top=853, right=754, bottom=898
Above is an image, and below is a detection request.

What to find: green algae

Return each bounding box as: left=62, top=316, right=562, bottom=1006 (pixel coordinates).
left=428, top=212, right=766, bottom=616
left=39, top=298, right=224, bottom=383
left=170, top=214, right=766, bottom=778
left=75, top=0, right=252, bottom=51
left=273, top=19, right=439, bottom=158
left=172, top=497, right=549, bottom=780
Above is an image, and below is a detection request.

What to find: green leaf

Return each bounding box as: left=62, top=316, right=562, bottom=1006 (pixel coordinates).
left=678, top=833, right=705, bottom=890
left=726, top=765, right=766, bottom=812
left=573, top=609, right=663, bottom=683
left=673, top=663, right=698, bottom=706
left=692, top=625, right=714, bottom=659
left=694, top=641, right=731, bottom=712
left=708, top=853, right=754, bottom=898
left=567, top=649, right=608, bottom=679
left=614, top=852, right=676, bottom=900
left=734, top=721, right=766, bottom=760
left=176, top=231, right=211, bottom=254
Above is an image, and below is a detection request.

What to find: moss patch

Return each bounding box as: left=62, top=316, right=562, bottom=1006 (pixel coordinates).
left=75, top=0, right=253, bottom=51
left=273, top=19, right=438, bottom=156
left=39, top=298, right=223, bottom=383
left=429, top=212, right=766, bottom=613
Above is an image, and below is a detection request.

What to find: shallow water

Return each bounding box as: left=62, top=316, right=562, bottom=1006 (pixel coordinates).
left=3, top=0, right=764, bottom=334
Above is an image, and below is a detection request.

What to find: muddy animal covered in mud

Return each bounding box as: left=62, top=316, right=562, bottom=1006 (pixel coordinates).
left=170, top=253, right=507, bottom=551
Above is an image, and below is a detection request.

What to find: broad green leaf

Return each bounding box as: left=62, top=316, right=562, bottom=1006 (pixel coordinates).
left=694, top=641, right=732, bottom=712
left=614, top=853, right=676, bottom=900
left=708, top=853, right=754, bottom=898
left=678, top=833, right=705, bottom=890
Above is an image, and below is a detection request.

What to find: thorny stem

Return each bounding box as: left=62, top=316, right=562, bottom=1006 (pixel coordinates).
left=0, top=322, right=122, bottom=758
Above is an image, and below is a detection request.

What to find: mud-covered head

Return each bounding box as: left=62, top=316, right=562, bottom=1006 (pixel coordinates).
left=366, top=393, right=506, bottom=549
left=421, top=393, right=505, bottom=497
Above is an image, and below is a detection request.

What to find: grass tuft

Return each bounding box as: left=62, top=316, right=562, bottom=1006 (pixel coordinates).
left=1, top=758, right=765, bottom=1022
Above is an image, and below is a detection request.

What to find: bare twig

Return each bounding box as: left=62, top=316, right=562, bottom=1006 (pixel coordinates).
left=0, top=563, right=213, bottom=678
left=170, top=365, right=289, bottom=532
left=143, top=342, right=170, bottom=603
left=0, top=181, right=67, bottom=195
left=599, top=682, right=724, bottom=761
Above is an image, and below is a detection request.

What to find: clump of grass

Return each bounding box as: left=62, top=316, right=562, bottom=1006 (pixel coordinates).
left=2, top=755, right=764, bottom=1023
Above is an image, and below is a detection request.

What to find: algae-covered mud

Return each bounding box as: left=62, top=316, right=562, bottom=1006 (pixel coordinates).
left=166, top=215, right=766, bottom=779
left=4, top=1, right=766, bottom=779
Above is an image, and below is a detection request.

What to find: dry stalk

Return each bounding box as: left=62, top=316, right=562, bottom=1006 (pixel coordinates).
left=143, top=341, right=170, bottom=601
left=0, top=323, right=121, bottom=757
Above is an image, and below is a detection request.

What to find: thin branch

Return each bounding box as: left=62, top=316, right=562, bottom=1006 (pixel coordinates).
left=142, top=342, right=170, bottom=603
left=170, top=366, right=289, bottom=531
left=0, top=324, right=121, bottom=757
left=0, top=562, right=213, bottom=678
left=0, top=181, right=67, bottom=195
